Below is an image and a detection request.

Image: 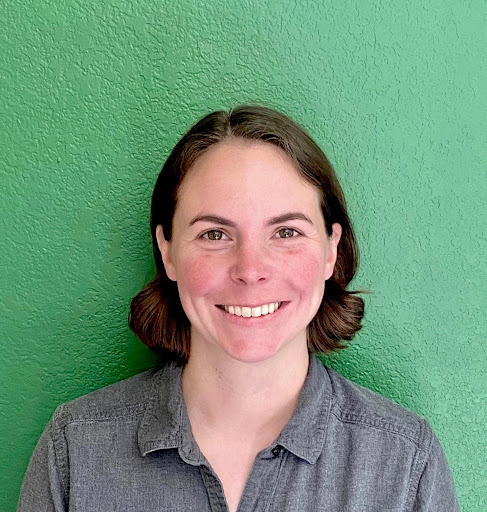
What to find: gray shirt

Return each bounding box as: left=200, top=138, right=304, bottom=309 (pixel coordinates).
left=18, top=355, right=460, bottom=511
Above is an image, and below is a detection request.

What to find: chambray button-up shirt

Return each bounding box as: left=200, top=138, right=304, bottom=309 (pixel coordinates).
left=18, top=356, right=460, bottom=511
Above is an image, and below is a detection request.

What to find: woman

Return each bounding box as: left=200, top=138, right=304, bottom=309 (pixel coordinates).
left=18, top=106, right=459, bottom=511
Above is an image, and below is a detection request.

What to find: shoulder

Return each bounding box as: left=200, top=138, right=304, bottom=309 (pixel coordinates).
left=324, top=364, right=433, bottom=452
left=49, top=365, right=175, bottom=430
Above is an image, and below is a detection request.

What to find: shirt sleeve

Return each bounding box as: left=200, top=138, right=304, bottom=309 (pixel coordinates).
left=17, top=418, right=67, bottom=512
left=411, top=431, right=460, bottom=511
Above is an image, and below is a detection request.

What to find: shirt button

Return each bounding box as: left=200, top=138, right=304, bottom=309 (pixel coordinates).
left=272, top=445, right=282, bottom=457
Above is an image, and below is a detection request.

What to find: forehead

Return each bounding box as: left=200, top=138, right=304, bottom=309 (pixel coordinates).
left=176, top=140, right=322, bottom=217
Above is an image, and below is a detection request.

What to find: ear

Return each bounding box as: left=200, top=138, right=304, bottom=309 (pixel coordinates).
left=156, top=225, right=177, bottom=282
left=324, top=223, right=342, bottom=281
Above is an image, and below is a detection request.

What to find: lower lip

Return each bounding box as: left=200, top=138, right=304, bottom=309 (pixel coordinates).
left=216, top=302, right=289, bottom=325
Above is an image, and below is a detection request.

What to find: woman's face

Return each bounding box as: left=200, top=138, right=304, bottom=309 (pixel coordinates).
left=157, top=140, right=341, bottom=364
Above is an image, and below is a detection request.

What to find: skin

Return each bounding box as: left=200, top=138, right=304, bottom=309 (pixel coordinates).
left=156, top=139, right=341, bottom=511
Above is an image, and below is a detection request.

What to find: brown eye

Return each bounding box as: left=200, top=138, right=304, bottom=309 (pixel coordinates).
left=205, top=230, right=224, bottom=240
left=277, top=228, right=297, bottom=238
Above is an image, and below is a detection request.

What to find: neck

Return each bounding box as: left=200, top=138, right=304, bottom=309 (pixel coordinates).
left=182, top=339, right=310, bottom=434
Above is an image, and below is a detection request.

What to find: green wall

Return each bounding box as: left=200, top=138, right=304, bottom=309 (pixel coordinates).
left=1, top=0, right=486, bottom=510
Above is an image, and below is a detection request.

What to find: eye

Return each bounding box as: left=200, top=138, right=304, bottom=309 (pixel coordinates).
left=202, top=229, right=228, bottom=241
left=276, top=228, right=299, bottom=239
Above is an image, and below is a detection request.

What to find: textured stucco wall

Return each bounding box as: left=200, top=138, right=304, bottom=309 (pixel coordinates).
left=1, top=0, right=486, bottom=510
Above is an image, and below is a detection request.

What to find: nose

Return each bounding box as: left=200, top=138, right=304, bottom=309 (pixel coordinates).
left=230, top=241, right=271, bottom=285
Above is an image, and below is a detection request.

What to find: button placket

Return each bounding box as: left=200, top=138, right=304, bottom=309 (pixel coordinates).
left=199, top=465, right=229, bottom=512
left=236, top=448, right=287, bottom=512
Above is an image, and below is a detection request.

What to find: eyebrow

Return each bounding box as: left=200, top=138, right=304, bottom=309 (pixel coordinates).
left=189, top=215, right=237, bottom=228
left=189, top=212, right=314, bottom=228
left=267, top=212, right=314, bottom=226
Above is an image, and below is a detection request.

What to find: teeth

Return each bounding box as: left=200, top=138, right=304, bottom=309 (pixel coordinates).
left=222, top=302, right=281, bottom=318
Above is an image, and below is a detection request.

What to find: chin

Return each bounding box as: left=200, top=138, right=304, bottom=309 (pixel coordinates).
left=218, top=335, right=301, bottom=365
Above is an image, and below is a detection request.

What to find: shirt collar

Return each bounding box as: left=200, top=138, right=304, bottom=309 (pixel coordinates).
left=138, top=354, right=333, bottom=465
left=270, top=354, right=333, bottom=464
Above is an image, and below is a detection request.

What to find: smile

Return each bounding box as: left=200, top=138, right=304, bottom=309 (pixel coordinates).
left=218, top=302, right=283, bottom=318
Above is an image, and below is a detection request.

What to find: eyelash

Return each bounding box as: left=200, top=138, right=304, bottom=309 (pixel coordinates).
left=200, top=227, right=301, bottom=241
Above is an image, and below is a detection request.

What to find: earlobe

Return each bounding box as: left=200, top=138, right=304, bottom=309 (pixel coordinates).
left=156, top=225, right=177, bottom=282
left=324, top=223, right=342, bottom=281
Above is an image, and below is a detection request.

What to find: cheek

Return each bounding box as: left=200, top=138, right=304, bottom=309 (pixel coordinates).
left=176, top=255, right=221, bottom=298
left=284, top=250, right=326, bottom=292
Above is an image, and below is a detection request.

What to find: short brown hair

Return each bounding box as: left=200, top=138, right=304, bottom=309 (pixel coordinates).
left=129, top=105, right=364, bottom=364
